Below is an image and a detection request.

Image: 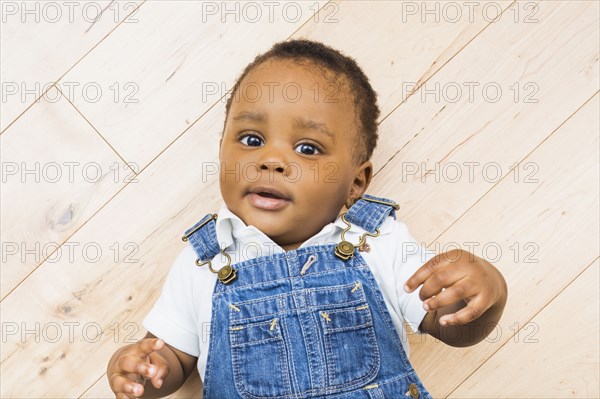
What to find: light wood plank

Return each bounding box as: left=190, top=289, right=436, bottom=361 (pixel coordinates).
left=373, top=0, right=598, bottom=241
left=450, top=258, right=599, bottom=398
left=402, top=91, right=599, bottom=396
left=263, top=0, right=516, bottom=170
left=0, top=86, right=133, bottom=299
left=59, top=0, right=328, bottom=170
left=0, top=0, right=144, bottom=132
left=291, top=0, right=509, bottom=133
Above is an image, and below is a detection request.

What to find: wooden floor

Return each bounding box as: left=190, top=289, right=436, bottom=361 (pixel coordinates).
left=1, top=0, right=598, bottom=397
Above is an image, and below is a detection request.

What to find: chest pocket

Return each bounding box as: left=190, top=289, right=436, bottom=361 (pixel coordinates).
left=229, top=317, right=292, bottom=398
left=316, top=284, right=380, bottom=389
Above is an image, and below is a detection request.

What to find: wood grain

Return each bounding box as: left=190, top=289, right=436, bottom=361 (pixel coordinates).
left=59, top=0, right=328, bottom=170
left=0, top=0, right=144, bottom=132
left=0, top=85, right=134, bottom=299
left=450, top=257, right=600, bottom=398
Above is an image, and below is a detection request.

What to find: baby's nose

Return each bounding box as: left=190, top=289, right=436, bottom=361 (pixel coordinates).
left=254, top=146, right=294, bottom=177
left=260, top=161, right=286, bottom=173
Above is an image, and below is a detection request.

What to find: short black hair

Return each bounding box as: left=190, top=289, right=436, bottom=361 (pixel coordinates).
left=223, top=39, right=380, bottom=166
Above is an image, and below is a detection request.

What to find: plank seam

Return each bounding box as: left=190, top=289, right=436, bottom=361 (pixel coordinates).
left=0, top=0, right=147, bottom=136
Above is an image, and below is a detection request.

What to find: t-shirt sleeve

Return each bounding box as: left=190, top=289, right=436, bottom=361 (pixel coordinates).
left=142, top=246, right=200, bottom=357
left=393, top=220, right=437, bottom=334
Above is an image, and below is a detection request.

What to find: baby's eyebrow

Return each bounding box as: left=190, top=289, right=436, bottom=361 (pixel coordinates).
left=294, top=116, right=335, bottom=143
left=233, top=110, right=266, bottom=123
left=232, top=111, right=335, bottom=143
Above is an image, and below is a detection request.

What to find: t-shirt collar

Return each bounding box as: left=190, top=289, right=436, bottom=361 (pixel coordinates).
left=214, top=203, right=349, bottom=252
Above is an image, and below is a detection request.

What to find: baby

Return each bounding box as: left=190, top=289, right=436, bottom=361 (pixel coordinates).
left=107, top=39, right=508, bottom=399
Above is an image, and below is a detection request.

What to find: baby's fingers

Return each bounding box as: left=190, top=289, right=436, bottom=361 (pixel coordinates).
left=439, top=296, right=489, bottom=326
left=423, top=281, right=476, bottom=314
left=148, top=350, right=171, bottom=389
left=109, top=372, right=143, bottom=398
left=116, top=353, right=158, bottom=379
left=133, top=338, right=165, bottom=357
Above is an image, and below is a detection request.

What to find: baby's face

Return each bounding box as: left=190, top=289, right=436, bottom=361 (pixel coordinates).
left=219, top=58, right=372, bottom=251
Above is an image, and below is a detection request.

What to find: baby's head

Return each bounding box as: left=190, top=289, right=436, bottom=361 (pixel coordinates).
left=218, top=39, right=381, bottom=250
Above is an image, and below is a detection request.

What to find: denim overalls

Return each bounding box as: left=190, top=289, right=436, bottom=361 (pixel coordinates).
left=182, top=194, right=432, bottom=399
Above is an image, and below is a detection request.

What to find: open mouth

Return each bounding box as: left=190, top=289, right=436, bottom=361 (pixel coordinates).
left=256, top=192, right=283, bottom=199
left=246, top=191, right=290, bottom=210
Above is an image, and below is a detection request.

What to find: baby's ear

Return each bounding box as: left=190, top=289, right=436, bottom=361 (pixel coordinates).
left=354, top=160, right=373, bottom=193
left=344, top=160, right=372, bottom=209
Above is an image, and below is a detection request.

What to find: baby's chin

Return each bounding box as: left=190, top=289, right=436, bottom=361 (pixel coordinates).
left=239, top=210, right=305, bottom=243
left=243, top=211, right=291, bottom=235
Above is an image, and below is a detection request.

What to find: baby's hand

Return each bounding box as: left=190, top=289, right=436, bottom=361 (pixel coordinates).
left=404, top=249, right=507, bottom=326
left=108, top=338, right=168, bottom=398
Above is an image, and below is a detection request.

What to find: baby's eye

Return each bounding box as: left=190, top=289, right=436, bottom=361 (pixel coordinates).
left=295, top=142, right=321, bottom=155
left=239, top=134, right=263, bottom=147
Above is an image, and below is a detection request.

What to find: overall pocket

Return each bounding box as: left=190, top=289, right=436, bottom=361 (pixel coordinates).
left=318, top=301, right=381, bottom=388
left=229, top=317, right=293, bottom=398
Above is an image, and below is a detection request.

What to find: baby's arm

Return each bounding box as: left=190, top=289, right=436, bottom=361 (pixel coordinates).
left=107, top=331, right=198, bottom=398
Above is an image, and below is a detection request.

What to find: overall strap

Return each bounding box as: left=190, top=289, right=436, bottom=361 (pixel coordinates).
left=180, top=193, right=400, bottom=262
left=345, top=193, right=400, bottom=233
left=181, top=213, right=221, bottom=262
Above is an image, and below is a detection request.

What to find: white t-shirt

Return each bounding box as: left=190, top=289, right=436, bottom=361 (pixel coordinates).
left=142, top=203, right=436, bottom=380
